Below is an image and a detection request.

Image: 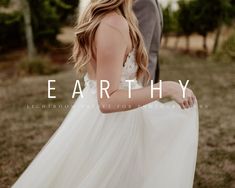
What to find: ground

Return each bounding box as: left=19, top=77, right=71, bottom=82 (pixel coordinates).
left=0, top=49, right=234, bottom=188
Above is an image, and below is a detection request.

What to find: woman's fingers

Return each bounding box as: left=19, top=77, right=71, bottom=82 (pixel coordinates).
left=182, top=96, right=194, bottom=109
left=178, top=89, right=196, bottom=109
left=188, top=96, right=194, bottom=107
left=183, top=100, right=189, bottom=108
left=180, top=102, right=185, bottom=109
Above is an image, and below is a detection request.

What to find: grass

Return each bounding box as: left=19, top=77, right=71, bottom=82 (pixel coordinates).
left=0, top=49, right=234, bottom=188
left=17, top=56, right=61, bottom=76
left=160, top=50, right=235, bottom=188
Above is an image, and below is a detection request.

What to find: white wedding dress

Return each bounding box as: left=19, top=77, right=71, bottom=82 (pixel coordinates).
left=12, top=49, right=199, bottom=188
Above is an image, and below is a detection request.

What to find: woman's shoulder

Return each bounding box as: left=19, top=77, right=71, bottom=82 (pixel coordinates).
left=99, top=12, right=129, bottom=33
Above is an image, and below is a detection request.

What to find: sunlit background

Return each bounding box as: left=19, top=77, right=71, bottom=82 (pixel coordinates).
left=0, top=0, right=234, bottom=188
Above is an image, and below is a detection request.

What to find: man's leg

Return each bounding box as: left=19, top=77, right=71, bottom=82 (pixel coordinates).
left=154, top=53, right=160, bottom=83
left=148, top=52, right=157, bottom=85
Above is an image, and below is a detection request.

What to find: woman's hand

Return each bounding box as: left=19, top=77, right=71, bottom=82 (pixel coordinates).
left=164, top=81, right=196, bottom=109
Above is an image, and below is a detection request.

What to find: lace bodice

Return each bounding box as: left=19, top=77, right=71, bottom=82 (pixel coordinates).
left=84, top=49, right=142, bottom=93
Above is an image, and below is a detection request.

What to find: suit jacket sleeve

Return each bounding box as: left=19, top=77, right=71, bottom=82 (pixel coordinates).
left=133, top=0, right=159, bottom=53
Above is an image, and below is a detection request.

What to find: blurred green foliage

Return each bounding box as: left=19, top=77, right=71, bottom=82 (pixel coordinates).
left=193, top=0, right=231, bottom=36
left=222, top=32, right=235, bottom=60
left=0, top=11, right=24, bottom=51
left=223, top=31, right=235, bottom=59
left=29, top=0, right=78, bottom=44
left=162, top=4, right=175, bottom=35
left=0, top=0, right=234, bottom=53
left=177, top=0, right=195, bottom=37
left=175, top=0, right=234, bottom=37
left=214, top=30, right=235, bottom=62
left=0, top=0, right=10, bottom=7
left=0, top=0, right=78, bottom=51
left=162, top=0, right=235, bottom=52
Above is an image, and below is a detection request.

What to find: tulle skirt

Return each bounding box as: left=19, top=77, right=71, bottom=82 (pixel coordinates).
left=12, top=84, right=199, bottom=188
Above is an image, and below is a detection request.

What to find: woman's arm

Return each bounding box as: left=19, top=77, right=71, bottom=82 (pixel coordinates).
left=95, top=15, right=195, bottom=113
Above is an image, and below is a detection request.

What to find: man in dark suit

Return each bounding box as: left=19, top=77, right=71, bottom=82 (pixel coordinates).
left=133, top=0, right=163, bottom=84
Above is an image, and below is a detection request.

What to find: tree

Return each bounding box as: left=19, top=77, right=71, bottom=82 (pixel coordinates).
left=20, top=0, right=36, bottom=59
left=230, top=0, right=235, bottom=20
left=177, top=0, right=195, bottom=51
left=0, top=0, right=24, bottom=51
left=192, top=0, right=231, bottom=53
left=162, top=4, right=174, bottom=47
left=0, top=0, right=10, bottom=7
left=27, top=0, right=79, bottom=44
left=216, top=0, right=235, bottom=54
left=0, top=0, right=78, bottom=51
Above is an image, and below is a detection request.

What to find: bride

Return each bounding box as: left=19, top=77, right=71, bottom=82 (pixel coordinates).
left=12, top=0, right=199, bottom=188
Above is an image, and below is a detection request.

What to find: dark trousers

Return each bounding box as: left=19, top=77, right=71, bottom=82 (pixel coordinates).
left=154, top=54, right=160, bottom=83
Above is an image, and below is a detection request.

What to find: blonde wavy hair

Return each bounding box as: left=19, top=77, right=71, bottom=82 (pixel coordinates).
left=72, top=0, right=150, bottom=85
